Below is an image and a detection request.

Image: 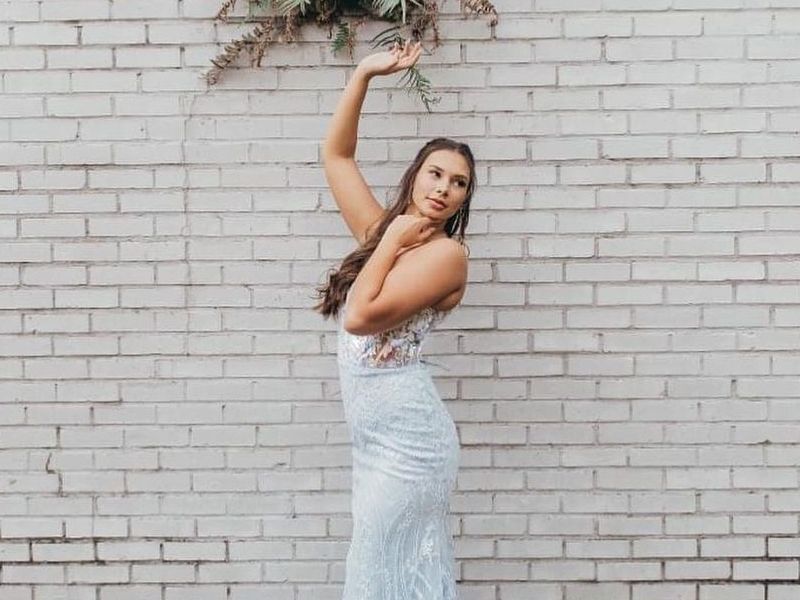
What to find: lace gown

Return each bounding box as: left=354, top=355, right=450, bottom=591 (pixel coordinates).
left=337, top=291, right=460, bottom=599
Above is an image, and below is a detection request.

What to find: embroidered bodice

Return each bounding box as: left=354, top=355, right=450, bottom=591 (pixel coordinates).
left=337, top=292, right=449, bottom=370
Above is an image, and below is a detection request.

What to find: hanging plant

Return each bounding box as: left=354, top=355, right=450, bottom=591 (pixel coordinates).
left=205, top=0, right=498, bottom=112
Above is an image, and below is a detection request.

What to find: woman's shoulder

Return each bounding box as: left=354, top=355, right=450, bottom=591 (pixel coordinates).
left=423, top=236, right=469, bottom=313
left=428, top=234, right=469, bottom=258
left=394, top=233, right=468, bottom=264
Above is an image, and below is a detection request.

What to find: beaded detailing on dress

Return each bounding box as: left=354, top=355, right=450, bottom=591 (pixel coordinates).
left=337, top=291, right=449, bottom=370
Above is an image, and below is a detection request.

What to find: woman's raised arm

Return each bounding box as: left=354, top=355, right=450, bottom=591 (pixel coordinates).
left=322, top=41, right=423, bottom=245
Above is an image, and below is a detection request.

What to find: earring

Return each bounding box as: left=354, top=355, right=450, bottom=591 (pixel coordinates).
left=450, top=207, right=463, bottom=234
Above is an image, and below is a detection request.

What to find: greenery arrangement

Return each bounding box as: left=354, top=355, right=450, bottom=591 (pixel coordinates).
left=205, top=0, right=498, bottom=111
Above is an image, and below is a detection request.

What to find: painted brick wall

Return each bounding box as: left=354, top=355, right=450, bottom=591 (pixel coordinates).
left=2, top=0, right=800, bottom=598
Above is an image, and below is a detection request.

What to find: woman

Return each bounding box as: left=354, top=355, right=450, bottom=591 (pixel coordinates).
left=314, top=39, right=476, bottom=599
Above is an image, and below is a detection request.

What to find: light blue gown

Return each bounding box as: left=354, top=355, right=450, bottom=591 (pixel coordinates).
left=337, top=291, right=460, bottom=599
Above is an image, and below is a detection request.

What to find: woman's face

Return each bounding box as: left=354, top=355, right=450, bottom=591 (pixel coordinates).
left=406, top=149, right=471, bottom=227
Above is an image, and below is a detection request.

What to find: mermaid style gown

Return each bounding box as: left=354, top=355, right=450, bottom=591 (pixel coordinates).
left=337, top=292, right=460, bottom=599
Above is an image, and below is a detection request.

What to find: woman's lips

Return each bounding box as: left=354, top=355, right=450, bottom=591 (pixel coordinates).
left=429, top=198, right=446, bottom=210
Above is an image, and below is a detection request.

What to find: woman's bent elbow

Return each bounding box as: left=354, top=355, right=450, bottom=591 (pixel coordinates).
left=343, top=314, right=367, bottom=335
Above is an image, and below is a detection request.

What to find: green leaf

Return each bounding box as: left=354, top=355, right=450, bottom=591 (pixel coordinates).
left=332, top=23, right=350, bottom=53
left=273, top=0, right=310, bottom=15
left=369, top=25, right=402, bottom=48
left=371, top=0, right=404, bottom=21
left=332, top=22, right=359, bottom=59
left=397, top=65, right=441, bottom=113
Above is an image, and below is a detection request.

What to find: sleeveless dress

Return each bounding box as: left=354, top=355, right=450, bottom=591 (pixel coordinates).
left=337, top=290, right=460, bottom=599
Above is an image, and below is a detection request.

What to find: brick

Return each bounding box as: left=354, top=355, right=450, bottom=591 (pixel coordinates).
left=3, top=564, right=64, bottom=583
left=463, top=560, right=529, bottom=580
left=560, top=64, right=626, bottom=86
left=565, top=15, right=632, bottom=37
left=732, top=560, right=799, bottom=580
left=607, top=39, right=673, bottom=61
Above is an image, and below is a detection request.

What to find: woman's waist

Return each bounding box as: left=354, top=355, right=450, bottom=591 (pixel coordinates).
left=337, top=357, right=428, bottom=376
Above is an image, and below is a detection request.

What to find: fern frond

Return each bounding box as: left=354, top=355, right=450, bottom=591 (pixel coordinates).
left=247, top=17, right=275, bottom=66
left=274, top=0, right=313, bottom=16
left=210, top=0, right=497, bottom=91
left=372, top=0, right=406, bottom=21
left=282, top=9, right=301, bottom=43
left=462, top=0, right=497, bottom=25
left=409, top=0, right=439, bottom=48
left=316, top=0, right=337, bottom=27
left=332, top=23, right=350, bottom=52
left=216, top=0, right=238, bottom=21
left=332, top=21, right=359, bottom=59
left=397, top=65, right=440, bottom=113
left=205, top=20, right=272, bottom=84
left=205, top=42, right=244, bottom=85
left=370, top=25, right=402, bottom=49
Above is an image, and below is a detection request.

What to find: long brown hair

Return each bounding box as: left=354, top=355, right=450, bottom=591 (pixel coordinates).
left=313, top=137, right=476, bottom=319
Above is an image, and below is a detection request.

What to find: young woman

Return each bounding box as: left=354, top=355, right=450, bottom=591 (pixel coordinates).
left=314, top=39, right=476, bottom=599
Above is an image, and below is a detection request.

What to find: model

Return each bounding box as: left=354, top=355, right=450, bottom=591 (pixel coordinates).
left=314, top=39, right=476, bottom=599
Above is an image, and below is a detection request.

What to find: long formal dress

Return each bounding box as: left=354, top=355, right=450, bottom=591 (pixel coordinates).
left=337, top=291, right=460, bottom=599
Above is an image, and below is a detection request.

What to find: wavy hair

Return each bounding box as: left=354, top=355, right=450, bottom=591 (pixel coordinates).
left=314, top=137, right=476, bottom=319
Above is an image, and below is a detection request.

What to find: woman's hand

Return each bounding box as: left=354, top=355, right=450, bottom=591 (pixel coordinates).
left=383, top=214, right=437, bottom=253
left=356, top=39, right=423, bottom=80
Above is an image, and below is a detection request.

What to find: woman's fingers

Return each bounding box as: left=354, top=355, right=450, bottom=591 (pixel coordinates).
left=379, top=40, right=422, bottom=74
left=393, top=39, right=421, bottom=55
left=404, top=40, right=420, bottom=57
left=395, top=42, right=421, bottom=68
left=420, top=218, right=435, bottom=236
left=411, top=42, right=422, bottom=61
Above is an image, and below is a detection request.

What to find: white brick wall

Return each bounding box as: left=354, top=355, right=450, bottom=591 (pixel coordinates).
left=2, top=0, right=800, bottom=597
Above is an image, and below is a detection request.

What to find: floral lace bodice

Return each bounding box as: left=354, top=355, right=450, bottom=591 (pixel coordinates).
left=337, top=291, right=449, bottom=370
